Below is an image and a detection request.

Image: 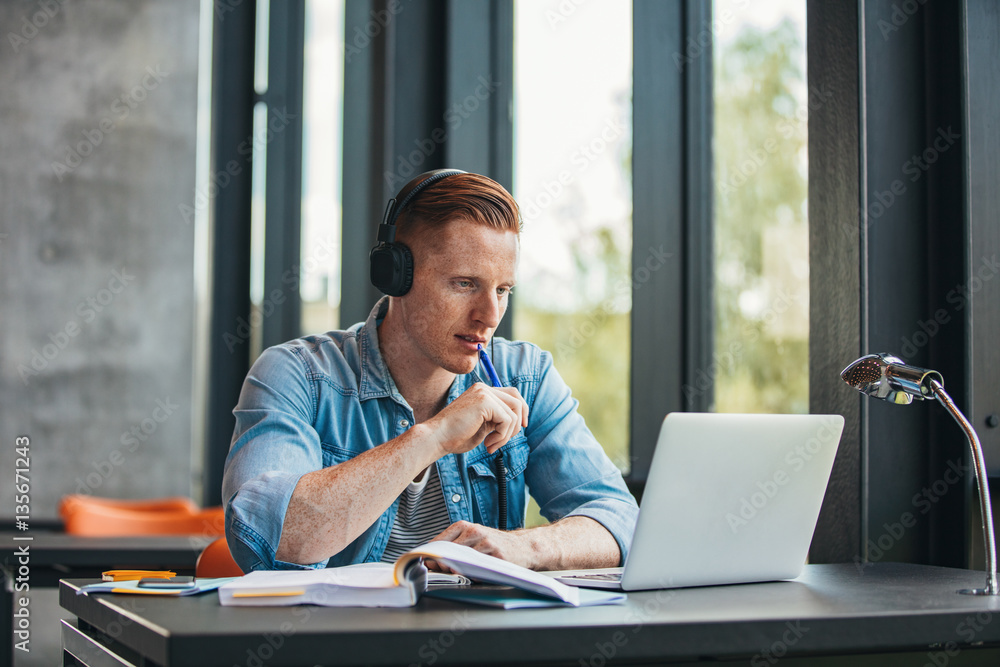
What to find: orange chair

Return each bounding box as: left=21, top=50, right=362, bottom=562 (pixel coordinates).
left=196, top=537, right=243, bottom=578
left=59, top=494, right=199, bottom=516
left=58, top=494, right=225, bottom=537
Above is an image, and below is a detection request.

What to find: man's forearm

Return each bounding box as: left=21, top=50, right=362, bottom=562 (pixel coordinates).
left=434, top=515, right=621, bottom=571
left=520, top=515, right=621, bottom=570
left=273, top=382, right=530, bottom=566
left=274, top=423, right=441, bottom=565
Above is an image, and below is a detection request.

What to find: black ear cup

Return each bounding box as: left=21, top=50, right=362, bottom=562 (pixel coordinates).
left=369, top=169, right=467, bottom=297
left=369, top=242, right=414, bottom=297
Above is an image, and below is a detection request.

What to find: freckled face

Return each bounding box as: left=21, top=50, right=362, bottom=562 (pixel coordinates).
left=393, top=220, right=518, bottom=376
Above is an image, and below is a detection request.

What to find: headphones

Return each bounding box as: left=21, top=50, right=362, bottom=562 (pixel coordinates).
left=369, top=169, right=467, bottom=296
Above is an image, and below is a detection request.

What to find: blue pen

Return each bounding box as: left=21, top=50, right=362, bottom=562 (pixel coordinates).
left=477, top=344, right=502, bottom=387
left=477, top=343, right=508, bottom=530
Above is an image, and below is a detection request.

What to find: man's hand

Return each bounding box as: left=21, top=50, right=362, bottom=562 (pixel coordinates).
left=426, top=384, right=529, bottom=457
left=431, top=517, right=622, bottom=571
left=431, top=520, right=540, bottom=570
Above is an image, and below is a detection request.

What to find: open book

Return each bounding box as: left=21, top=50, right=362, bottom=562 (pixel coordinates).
left=218, top=541, right=624, bottom=608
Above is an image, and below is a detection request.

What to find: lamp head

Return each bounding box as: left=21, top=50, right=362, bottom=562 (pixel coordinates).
left=840, top=353, right=944, bottom=404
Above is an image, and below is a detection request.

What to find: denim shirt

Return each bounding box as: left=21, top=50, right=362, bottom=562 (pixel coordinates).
left=222, top=297, right=638, bottom=572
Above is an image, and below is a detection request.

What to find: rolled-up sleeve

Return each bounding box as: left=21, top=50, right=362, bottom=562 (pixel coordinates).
left=522, top=351, right=639, bottom=565
left=222, top=345, right=329, bottom=571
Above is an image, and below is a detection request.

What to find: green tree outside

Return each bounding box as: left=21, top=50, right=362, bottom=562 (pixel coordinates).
left=515, top=14, right=808, bottom=525
left=714, top=18, right=809, bottom=414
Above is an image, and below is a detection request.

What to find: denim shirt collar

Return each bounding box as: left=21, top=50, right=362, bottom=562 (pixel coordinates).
left=356, top=296, right=487, bottom=406
left=356, top=297, right=401, bottom=403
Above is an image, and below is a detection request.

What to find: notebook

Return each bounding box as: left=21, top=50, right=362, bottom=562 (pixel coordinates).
left=553, top=412, right=844, bottom=591
left=218, top=540, right=625, bottom=608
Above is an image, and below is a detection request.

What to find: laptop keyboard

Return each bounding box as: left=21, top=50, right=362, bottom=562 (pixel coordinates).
left=561, top=572, right=623, bottom=582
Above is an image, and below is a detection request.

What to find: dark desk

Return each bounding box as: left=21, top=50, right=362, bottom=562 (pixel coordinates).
left=60, top=563, right=1000, bottom=666
left=1, top=532, right=204, bottom=665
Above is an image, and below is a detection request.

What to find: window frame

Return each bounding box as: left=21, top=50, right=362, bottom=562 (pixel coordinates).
left=204, top=0, right=1000, bottom=571
left=629, top=0, right=715, bottom=489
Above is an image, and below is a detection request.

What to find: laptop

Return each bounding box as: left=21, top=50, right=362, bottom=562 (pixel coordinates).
left=554, top=412, right=844, bottom=591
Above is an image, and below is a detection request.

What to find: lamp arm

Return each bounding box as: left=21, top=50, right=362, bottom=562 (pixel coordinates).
left=929, top=378, right=999, bottom=595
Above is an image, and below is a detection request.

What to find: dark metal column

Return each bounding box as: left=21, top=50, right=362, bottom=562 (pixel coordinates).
left=261, top=0, right=305, bottom=349
left=808, top=0, right=977, bottom=567
left=806, top=0, right=865, bottom=562
left=963, top=0, right=1000, bottom=569
left=681, top=0, right=714, bottom=415
left=965, top=2, right=1000, bottom=469
left=630, top=0, right=713, bottom=486
left=341, top=0, right=389, bottom=328
left=862, top=0, right=936, bottom=569
left=204, top=1, right=256, bottom=507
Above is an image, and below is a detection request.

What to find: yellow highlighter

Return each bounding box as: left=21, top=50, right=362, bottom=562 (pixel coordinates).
left=102, top=569, right=176, bottom=582
left=231, top=590, right=306, bottom=598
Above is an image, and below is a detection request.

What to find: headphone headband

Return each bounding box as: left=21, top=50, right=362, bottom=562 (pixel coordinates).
left=385, top=169, right=467, bottom=228
left=370, top=169, right=467, bottom=296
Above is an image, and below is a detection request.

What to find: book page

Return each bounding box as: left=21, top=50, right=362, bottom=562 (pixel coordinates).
left=394, top=541, right=580, bottom=605
left=230, top=564, right=398, bottom=591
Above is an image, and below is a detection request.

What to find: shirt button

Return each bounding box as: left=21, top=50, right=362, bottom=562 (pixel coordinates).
left=451, top=494, right=461, bottom=503
left=399, top=419, right=409, bottom=428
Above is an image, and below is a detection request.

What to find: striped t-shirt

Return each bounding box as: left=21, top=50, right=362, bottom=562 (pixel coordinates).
left=381, top=465, right=452, bottom=562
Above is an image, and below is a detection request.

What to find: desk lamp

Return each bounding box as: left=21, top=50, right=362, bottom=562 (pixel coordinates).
left=841, top=352, right=999, bottom=596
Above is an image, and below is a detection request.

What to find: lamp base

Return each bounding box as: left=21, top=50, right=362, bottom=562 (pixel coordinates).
left=957, top=588, right=1000, bottom=596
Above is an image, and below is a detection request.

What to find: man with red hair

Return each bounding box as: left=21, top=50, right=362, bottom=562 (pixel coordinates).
left=223, top=170, right=638, bottom=572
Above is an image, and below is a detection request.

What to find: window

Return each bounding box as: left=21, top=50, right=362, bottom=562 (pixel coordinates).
left=712, top=0, right=809, bottom=414
left=246, top=0, right=343, bottom=362
left=513, top=1, right=634, bottom=474
left=300, top=0, right=344, bottom=335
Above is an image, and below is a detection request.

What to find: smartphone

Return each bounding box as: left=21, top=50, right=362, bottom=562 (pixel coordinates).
left=137, top=576, right=196, bottom=589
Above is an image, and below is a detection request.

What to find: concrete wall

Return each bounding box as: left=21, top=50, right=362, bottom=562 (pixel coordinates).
left=0, top=0, right=200, bottom=518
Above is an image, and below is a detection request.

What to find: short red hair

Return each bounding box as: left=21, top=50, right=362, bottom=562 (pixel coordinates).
left=395, top=173, right=521, bottom=247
